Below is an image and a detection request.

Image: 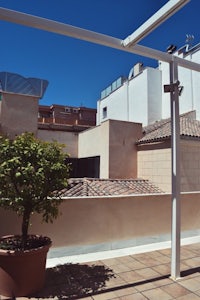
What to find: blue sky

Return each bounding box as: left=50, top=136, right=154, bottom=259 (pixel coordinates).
left=0, top=0, right=199, bottom=108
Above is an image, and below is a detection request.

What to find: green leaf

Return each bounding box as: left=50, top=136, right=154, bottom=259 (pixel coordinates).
left=0, top=132, right=70, bottom=242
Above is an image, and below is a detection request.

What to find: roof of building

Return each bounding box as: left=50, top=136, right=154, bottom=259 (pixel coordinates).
left=60, top=178, right=163, bottom=197
left=137, top=111, right=200, bottom=145
left=0, top=71, right=48, bottom=98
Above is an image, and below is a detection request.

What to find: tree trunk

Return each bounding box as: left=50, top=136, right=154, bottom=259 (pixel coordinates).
left=21, top=207, right=32, bottom=249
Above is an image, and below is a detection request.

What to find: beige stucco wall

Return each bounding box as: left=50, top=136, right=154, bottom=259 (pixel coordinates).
left=0, top=93, right=38, bottom=138
left=0, top=192, right=200, bottom=253
left=78, top=119, right=142, bottom=179
left=180, top=140, right=200, bottom=191
left=78, top=121, right=110, bottom=178
left=138, top=144, right=171, bottom=192
left=138, top=139, right=200, bottom=193
left=37, top=129, right=78, bottom=157
left=108, top=120, right=142, bottom=178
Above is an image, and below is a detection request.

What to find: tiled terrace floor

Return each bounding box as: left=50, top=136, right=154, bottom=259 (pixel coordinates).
left=2, top=243, right=200, bottom=299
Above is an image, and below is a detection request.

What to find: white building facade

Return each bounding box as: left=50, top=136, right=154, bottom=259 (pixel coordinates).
left=160, top=43, right=200, bottom=120
left=97, top=42, right=200, bottom=126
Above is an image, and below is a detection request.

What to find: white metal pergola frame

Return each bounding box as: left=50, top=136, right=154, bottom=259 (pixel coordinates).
left=0, top=0, right=199, bottom=280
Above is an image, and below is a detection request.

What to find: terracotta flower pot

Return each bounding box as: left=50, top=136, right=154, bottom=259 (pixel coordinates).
left=0, top=235, right=51, bottom=297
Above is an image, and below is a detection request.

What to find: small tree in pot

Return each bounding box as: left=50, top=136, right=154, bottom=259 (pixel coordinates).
left=0, top=132, right=70, bottom=296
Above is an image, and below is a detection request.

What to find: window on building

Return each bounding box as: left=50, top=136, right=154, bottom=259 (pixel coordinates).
left=103, top=106, right=107, bottom=119
left=100, top=76, right=126, bottom=99
left=64, top=107, right=71, bottom=113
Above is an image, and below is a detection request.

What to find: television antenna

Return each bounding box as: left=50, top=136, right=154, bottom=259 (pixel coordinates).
left=186, top=34, right=194, bottom=51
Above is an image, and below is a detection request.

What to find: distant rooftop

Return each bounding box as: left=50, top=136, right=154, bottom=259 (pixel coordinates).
left=60, top=178, right=163, bottom=197
left=137, top=111, right=200, bottom=145
left=38, top=103, right=97, bottom=129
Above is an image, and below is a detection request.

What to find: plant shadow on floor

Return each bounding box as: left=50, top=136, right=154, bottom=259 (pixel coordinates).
left=32, top=263, right=115, bottom=299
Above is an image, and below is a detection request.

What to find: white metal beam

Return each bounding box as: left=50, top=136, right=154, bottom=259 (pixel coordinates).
left=0, top=6, right=200, bottom=72
left=122, top=0, right=190, bottom=47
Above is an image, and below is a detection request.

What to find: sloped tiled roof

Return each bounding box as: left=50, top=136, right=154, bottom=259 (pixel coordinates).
left=60, top=178, right=163, bottom=197
left=137, top=111, right=200, bottom=144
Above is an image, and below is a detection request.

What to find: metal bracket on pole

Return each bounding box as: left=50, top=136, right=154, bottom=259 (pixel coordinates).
left=164, top=81, right=180, bottom=93
left=164, top=80, right=184, bottom=96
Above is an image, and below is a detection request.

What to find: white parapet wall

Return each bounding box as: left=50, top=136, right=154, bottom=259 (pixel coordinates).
left=1, top=192, right=200, bottom=258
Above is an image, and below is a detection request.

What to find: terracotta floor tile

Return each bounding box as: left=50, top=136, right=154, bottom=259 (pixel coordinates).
left=142, top=287, right=173, bottom=299
left=118, top=270, right=144, bottom=284
left=191, top=275, right=200, bottom=284
left=161, top=282, right=191, bottom=298
left=184, top=243, right=200, bottom=252
left=116, top=256, right=136, bottom=264
left=158, top=248, right=171, bottom=257
left=152, top=263, right=171, bottom=275
left=181, top=248, right=197, bottom=259
left=134, top=267, right=160, bottom=279
left=181, top=267, right=200, bottom=279
left=4, top=243, right=200, bottom=300
left=126, top=259, right=146, bottom=270
left=86, top=260, right=106, bottom=266
left=153, top=255, right=171, bottom=264
left=132, top=254, right=161, bottom=267
left=92, top=291, right=119, bottom=299
left=182, top=257, right=200, bottom=268
left=119, top=293, right=147, bottom=299
left=180, top=261, right=192, bottom=271
left=135, top=281, right=157, bottom=292
left=143, top=258, right=162, bottom=267
left=175, top=293, right=200, bottom=299
left=146, top=250, right=166, bottom=259
left=194, top=288, right=200, bottom=296
left=113, top=286, right=138, bottom=297
left=178, top=277, right=200, bottom=292
left=111, top=263, right=132, bottom=274
left=105, top=274, right=126, bottom=288
left=100, top=258, right=122, bottom=267
left=182, top=272, right=200, bottom=280
left=153, top=277, right=173, bottom=287
left=130, top=253, right=147, bottom=260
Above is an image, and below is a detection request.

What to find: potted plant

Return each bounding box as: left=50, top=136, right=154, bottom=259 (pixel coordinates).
left=0, top=132, right=70, bottom=297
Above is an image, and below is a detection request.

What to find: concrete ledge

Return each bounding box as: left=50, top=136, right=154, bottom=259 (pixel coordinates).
left=46, top=234, right=200, bottom=268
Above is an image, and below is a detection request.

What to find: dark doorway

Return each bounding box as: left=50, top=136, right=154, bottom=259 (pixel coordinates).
left=66, top=156, right=100, bottom=178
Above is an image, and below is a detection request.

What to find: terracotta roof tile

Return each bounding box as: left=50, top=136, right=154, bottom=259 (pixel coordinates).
left=60, top=178, right=163, bottom=197
left=137, top=111, right=200, bottom=144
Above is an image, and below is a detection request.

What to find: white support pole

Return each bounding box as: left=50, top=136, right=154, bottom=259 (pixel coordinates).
left=170, top=60, right=181, bottom=279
